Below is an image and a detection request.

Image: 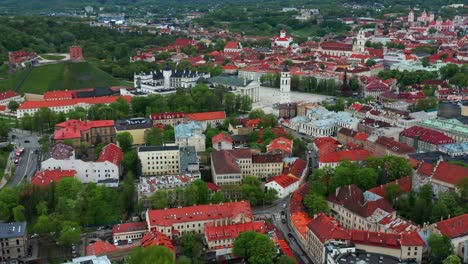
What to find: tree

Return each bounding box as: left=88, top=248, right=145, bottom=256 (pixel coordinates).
left=176, top=256, right=192, bottom=264
left=292, top=138, right=306, bottom=158
left=385, top=184, right=403, bottom=206
left=0, top=119, right=11, bottom=139
left=150, top=190, right=169, bottom=209
left=443, top=255, right=461, bottom=264
left=186, top=180, right=210, bottom=205
left=210, top=191, right=224, bottom=204
left=121, top=171, right=135, bottom=213
left=122, top=150, right=141, bottom=176
left=180, top=233, right=203, bottom=262
left=303, top=192, right=329, bottom=216
left=262, top=128, right=276, bottom=146
left=248, top=233, right=277, bottom=264
left=428, top=27, right=437, bottom=34
left=12, top=205, right=26, bottom=222
left=233, top=231, right=258, bottom=258
left=428, top=234, right=454, bottom=264
left=276, top=255, right=296, bottom=264
left=129, top=246, right=175, bottom=264
left=144, top=126, right=164, bottom=146
left=34, top=215, right=54, bottom=235
left=422, top=57, right=430, bottom=67
left=57, top=222, right=81, bottom=246
left=7, top=101, right=19, bottom=112
left=116, top=132, right=133, bottom=152
left=365, top=59, right=376, bottom=67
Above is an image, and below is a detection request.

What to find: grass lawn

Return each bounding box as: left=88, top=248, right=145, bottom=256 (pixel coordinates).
left=0, top=150, right=10, bottom=181
left=41, top=54, right=66, bottom=60
left=0, top=62, right=121, bottom=94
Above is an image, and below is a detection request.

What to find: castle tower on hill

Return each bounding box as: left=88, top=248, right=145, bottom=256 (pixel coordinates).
left=69, top=46, right=84, bottom=62
left=279, top=65, right=291, bottom=104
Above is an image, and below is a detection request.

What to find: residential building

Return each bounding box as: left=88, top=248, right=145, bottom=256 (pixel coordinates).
left=327, top=184, right=396, bottom=232
left=204, top=221, right=266, bottom=254
left=145, top=201, right=253, bottom=239
left=150, top=112, right=186, bottom=127
left=438, top=142, right=468, bottom=157
left=400, top=126, right=456, bottom=152
left=175, top=122, right=205, bottom=152
left=431, top=161, right=468, bottom=197
left=31, top=169, right=76, bottom=187
left=138, top=146, right=180, bottom=176
left=54, top=119, right=116, bottom=147
left=138, top=145, right=199, bottom=177
left=267, top=137, right=293, bottom=157
left=138, top=174, right=200, bottom=200
left=64, top=255, right=112, bottom=264
left=374, top=136, right=416, bottom=157
left=134, top=66, right=210, bottom=94
left=17, top=96, right=131, bottom=118
left=41, top=143, right=123, bottom=187
left=0, top=91, right=22, bottom=106
left=208, top=76, right=260, bottom=102
left=212, top=132, right=233, bottom=150
left=186, top=111, right=226, bottom=130
left=140, top=230, right=175, bottom=257
left=251, top=154, right=283, bottom=179
left=210, top=150, right=243, bottom=185
left=112, top=222, right=148, bottom=242
left=115, top=117, right=153, bottom=145
left=224, top=41, right=242, bottom=53
left=318, top=148, right=372, bottom=168
left=418, top=118, right=468, bottom=142
left=265, top=174, right=299, bottom=198
left=429, top=214, right=468, bottom=263
left=0, top=222, right=27, bottom=261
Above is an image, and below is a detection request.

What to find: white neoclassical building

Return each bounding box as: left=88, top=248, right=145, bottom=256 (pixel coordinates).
left=208, top=76, right=260, bottom=102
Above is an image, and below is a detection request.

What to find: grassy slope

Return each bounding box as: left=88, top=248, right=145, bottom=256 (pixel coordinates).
left=0, top=62, right=121, bottom=94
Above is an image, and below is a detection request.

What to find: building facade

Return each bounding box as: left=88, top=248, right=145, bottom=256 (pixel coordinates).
left=0, top=222, right=27, bottom=261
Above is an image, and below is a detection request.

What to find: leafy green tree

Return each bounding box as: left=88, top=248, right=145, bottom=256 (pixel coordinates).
left=122, top=150, right=141, bottom=176
left=116, top=132, right=134, bottom=152
left=304, top=192, right=329, bottom=216
left=144, top=126, right=164, bottom=146
left=180, top=233, right=203, bottom=262
left=233, top=231, right=258, bottom=258
left=176, top=256, right=192, bottom=264
left=121, top=171, right=135, bottom=213
left=292, top=138, right=306, bottom=158
left=384, top=184, right=404, bottom=206
left=262, top=128, right=276, bottom=146
left=210, top=192, right=225, bottom=204
left=33, top=215, right=54, bottom=235
left=129, top=246, right=175, bottom=264
left=422, top=57, right=430, bottom=67
left=428, top=234, right=454, bottom=264
left=12, top=205, right=26, bottom=222
left=57, top=222, right=81, bottom=246
left=276, top=255, right=296, bottom=264
left=443, top=255, right=461, bottom=264
left=0, top=119, right=11, bottom=139
left=186, top=180, right=210, bottom=205
left=150, top=190, right=169, bottom=209
left=365, top=59, right=376, bottom=67
left=248, top=233, right=277, bottom=264
left=7, top=101, right=19, bottom=112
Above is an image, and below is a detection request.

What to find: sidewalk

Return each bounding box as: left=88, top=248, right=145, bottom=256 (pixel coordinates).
left=0, top=151, right=14, bottom=189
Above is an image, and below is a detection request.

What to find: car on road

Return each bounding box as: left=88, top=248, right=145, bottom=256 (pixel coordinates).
left=14, top=158, right=19, bottom=165
left=287, top=233, right=294, bottom=238
left=24, top=140, right=30, bottom=143
left=16, top=148, right=24, bottom=157
left=281, top=219, right=287, bottom=224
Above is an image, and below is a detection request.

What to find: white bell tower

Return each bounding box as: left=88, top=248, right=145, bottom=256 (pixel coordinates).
left=354, top=30, right=366, bottom=53
left=280, top=65, right=291, bottom=104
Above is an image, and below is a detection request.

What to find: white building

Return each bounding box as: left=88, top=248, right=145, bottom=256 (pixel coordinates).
left=138, top=145, right=200, bottom=177
left=265, top=175, right=299, bottom=198
left=175, top=121, right=206, bottom=152
left=208, top=76, right=260, bottom=102
left=41, top=143, right=122, bottom=187
left=297, top=108, right=360, bottom=137
left=272, top=30, right=293, bottom=48
left=279, top=65, right=291, bottom=104
left=134, top=65, right=210, bottom=94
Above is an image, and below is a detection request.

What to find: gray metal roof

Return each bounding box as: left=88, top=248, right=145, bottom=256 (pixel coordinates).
left=179, top=146, right=198, bottom=173
left=138, top=145, right=179, bottom=152
left=208, top=76, right=252, bottom=87
left=0, top=222, right=26, bottom=239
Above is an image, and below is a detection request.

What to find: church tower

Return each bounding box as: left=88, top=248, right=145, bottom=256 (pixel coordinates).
left=163, top=64, right=172, bottom=89
left=279, top=64, right=291, bottom=104
left=408, top=9, right=414, bottom=25
left=354, top=30, right=366, bottom=53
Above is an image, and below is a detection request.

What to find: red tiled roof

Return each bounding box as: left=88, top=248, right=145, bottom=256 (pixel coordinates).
left=327, top=184, right=394, bottom=218
left=174, top=38, right=195, bottom=47
left=319, top=149, right=371, bottom=163
left=141, top=230, right=175, bottom=254
left=435, top=214, right=468, bottom=238
left=18, top=96, right=131, bottom=110
left=54, top=119, right=115, bottom=140
left=252, top=153, right=283, bottom=163
left=266, top=174, right=299, bottom=188
left=98, top=143, right=123, bottom=167
left=0, top=91, right=20, bottom=101
left=267, top=137, right=293, bottom=154
left=378, top=214, right=419, bottom=233
left=314, top=137, right=340, bottom=149
left=225, top=41, right=240, bottom=50
left=416, top=162, right=434, bottom=176
left=375, top=137, right=415, bottom=154
left=221, top=64, right=238, bottom=70
left=207, top=182, right=220, bottom=192
left=401, top=126, right=455, bottom=145
left=86, top=240, right=117, bottom=256
left=43, top=90, right=74, bottom=100
left=307, top=213, right=350, bottom=243
left=112, top=222, right=147, bottom=234
left=204, top=221, right=266, bottom=242
left=287, top=158, right=307, bottom=178
left=245, top=118, right=260, bottom=127
left=432, top=162, right=468, bottom=186
left=150, top=112, right=186, bottom=120
left=147, top=201, right=252, bottom=227
left=211, top=150, right=241, bottom=174
left=0, top=105, right=6, bottom=112
left=186, top=111, right=226, bottom=121
left=367, top=176, right=412, bottom=198
left=290, top=211, right=311, bottom=238
left=320, top=42, right=353, bottom=51
left=31, top=169, right=76, bottom=187
left=212, top=132, right=233, bottom=145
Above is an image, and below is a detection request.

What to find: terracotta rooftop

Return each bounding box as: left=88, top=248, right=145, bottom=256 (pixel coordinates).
left=54, top=119, right=115, bottom=140
left=85, top=240, right=117, bottom=256
left=140, top=229, right=175, bottom=254
left=252, top=153, right=283, bottom=163
left=375, top=136, right=415, bottom=154
left=204, top=221, right=266, bottom=242
left=18, top=95, right=131, bottom=110
left=267, top=137, right=293, bottom=154
left=307, top=213, right=350, bottom=243
left=0, top=91, right=19, bottom=101
left=432, top=162, right=468, bottom=186
left=147, top=201, right=252, bottom=227
left=211, top=150, right=241, bottom=175
left=212, top=132, right=233, bottom=145
left=434, top=214, right=467, bottom=238
left=266, top=174, right=299, bottom=188
left=367, top=176, right=412, bottom=198
left=112, top=222, right=147, bottom=234
left=186, top=111, right=226, bottom=121
left=150, top=112, right=186, bottom=120
left=98, top=143, right=123, bottom=167
left=31, top=169, right=76, bottom=187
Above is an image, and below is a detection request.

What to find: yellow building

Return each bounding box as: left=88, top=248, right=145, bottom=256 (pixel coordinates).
left=115, top=118, right=153, bottom=145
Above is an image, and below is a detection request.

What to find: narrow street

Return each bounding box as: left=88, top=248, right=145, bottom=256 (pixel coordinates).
left=7, top=129, right=41, bottom=187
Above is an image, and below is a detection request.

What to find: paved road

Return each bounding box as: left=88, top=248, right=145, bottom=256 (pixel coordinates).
left=7, top=129, right=41, bottom=187
left=253, top=197, right=313, bottom=264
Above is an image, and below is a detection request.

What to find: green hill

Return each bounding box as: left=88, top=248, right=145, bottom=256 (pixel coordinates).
left=0, top=62, right=122, bottom=94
